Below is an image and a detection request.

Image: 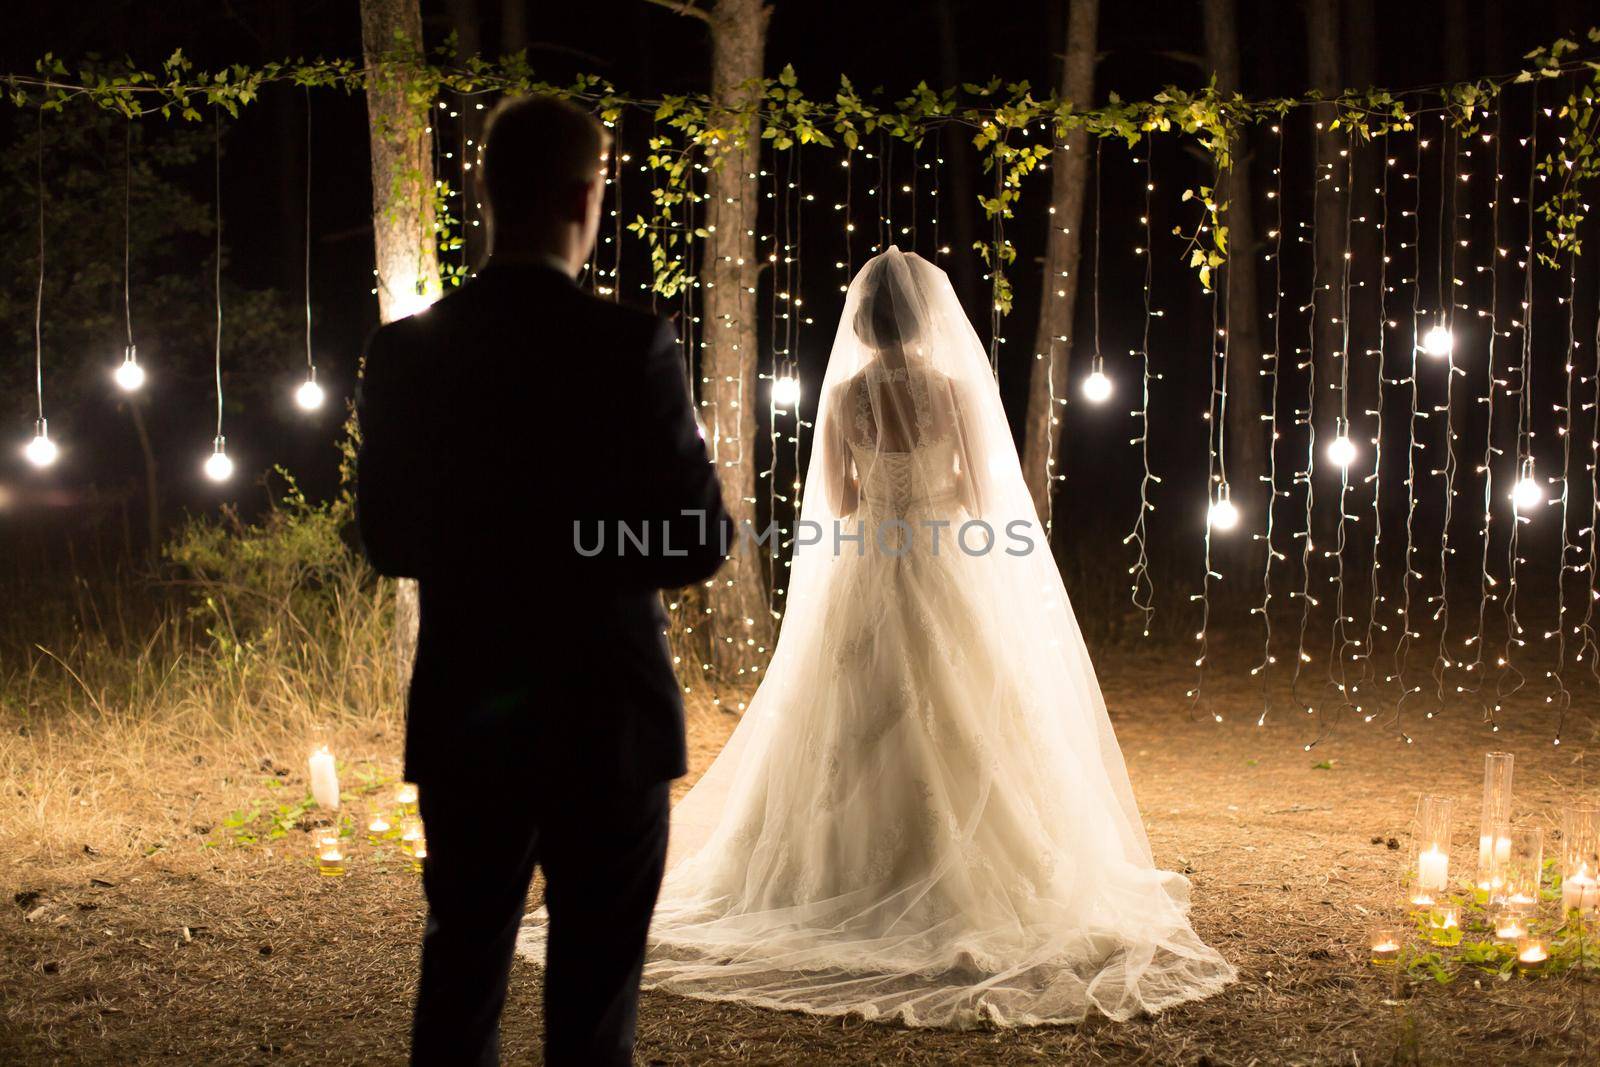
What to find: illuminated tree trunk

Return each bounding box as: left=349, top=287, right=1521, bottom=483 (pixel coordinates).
left=1021, top=0, right=1098, bottom=525
left=360, top=0, right=441, bottom=677
left=689, top=0, right=772, bottom=681
left=1204, top=0, right=1266, bottom=531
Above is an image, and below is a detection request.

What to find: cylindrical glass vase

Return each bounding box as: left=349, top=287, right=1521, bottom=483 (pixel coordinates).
left=1559, top=805, right=1599, bottom=917
left=1410, top=794, right=1455, bottom=907
left=1476, top=752, right=1514, bottom=892
left=1499, top=826, right=1543, bottom=915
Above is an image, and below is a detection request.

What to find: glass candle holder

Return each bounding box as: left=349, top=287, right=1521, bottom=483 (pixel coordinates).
left=366, top=812, right=393, bottom=839
left=395, top=782, right=420, bottom=807
left=1369, top=927, right=1401, bottom=964
left=1475, top=752, right=1514, bottom=892
left=1559, top=805, right=1600, bottom=917
left=1515, top=935, right=1548, bottom=972
left=1411, top=794, right=1454, bottom=901
left=315, top=830, right=345, bottom=878
left=1427, top=905, right=1462, bottom=947
left=410, top=834, right=428, bottom=874
left=400, top=818, right=424, bottom=857
left=1500, top=826, right=1544, bottom=916
left=1492, top=909, right=1530, bottom=941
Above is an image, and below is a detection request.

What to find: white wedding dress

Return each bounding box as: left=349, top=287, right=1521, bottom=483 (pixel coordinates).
left=520, top=248, right=1235, bottom=1027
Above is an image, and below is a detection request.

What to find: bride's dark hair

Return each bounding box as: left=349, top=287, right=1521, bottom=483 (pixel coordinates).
left=852, top=257, right=922, bottom=350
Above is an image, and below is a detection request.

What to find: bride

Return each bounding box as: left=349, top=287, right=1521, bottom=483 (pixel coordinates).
left=524, top=247, right=1235, bottom=1027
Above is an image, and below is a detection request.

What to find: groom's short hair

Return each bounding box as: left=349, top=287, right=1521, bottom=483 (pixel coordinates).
left=481, top=95, right=609, bottom=227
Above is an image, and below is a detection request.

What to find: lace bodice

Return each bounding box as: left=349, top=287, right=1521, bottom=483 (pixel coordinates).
left=849, top=437, right=962, bottom=516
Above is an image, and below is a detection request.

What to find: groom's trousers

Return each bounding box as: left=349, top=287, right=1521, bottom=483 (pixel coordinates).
left=411, top=776, right=671, bottom=1067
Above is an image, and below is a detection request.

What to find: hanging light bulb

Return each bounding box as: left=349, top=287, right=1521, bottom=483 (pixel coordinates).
left=23, top=418, right=58, bottom=468
left=203, top=436, right=233, bottom=483
left=1082, top=355, right=1112, bottom=403
left=771, top=374, right=801, bottom=409
left=1421, top=322, right=1454, bottom=358
left=1208, top=483, right=1239, bottom=531
left=1326, top=418, right=1358, bottom=469
left=1511, top=457, right=1541, bottom=512
left=295, top=370, right=325, bottom=412
left=113, top=345, right=145, bottom=392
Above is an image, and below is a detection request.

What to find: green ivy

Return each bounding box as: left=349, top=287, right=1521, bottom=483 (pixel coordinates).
left=6, top=30, right=1600, bottom=301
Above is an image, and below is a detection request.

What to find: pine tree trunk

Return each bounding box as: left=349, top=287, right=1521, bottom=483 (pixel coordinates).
left=1021, top=0, right=1098, bottom=526
left=359, top=0, right=441, bottom=679
left=1205, top=0, right=1265, bottom=530
left=698, top=0, right=774, bottom=681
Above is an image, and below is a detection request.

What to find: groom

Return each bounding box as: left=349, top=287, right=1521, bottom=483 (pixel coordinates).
left=357, top=95, right=730, bottom=1066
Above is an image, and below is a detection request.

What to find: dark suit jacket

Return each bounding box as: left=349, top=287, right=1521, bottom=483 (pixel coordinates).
left=356, top=261, right=730, bottom=789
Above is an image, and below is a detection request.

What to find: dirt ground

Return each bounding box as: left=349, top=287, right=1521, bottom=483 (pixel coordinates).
left=2, top=640, right=1597, bottom=1065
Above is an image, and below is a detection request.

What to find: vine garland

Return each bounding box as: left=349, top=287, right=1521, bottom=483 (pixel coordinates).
left=5, top=29, right=1600, bottom=306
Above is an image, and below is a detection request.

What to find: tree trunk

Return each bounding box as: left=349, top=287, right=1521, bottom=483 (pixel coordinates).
left=501, top=0, right=527, bottom=54
left=1306, top=0, right=1344, bottom=466
left=1205, top=0, right=1266, bottom=528
left=360, top=0, right=441, bottom=678
left=1021, top=0, right=1098, bottom=526
left=698, top=0, right=773, bottom=680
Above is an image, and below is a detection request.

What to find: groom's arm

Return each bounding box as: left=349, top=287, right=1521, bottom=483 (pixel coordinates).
left=626, top=317, right=732, bottom=589
left=355, top=325, right=434, bottom=579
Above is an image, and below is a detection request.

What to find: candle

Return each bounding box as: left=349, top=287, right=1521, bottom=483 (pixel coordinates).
left=1493, top=914, right=1528, bottom=941
left=410, top=835, right=428, bottom=873
left=1505, top=891, right=1537, bottom=913
left=315, top=831, right=344, bottom=877
left=1417, top=846, right=1449, bottom=891
left=395, top=783, right=419, bottom=806
left=1408, top=891, right=1437, bottom=910
left=1516, top=937, right=1548, bottom=971
left=1428, top=907, right=1462, bottom=947
left=367, top=814, right=392, bottom=835
left=1369, top=928, right=1401, bottom=964
left=308, top=746, right=340, bottom=810
left=1562, top=869, right=1599, bottom=913
left=1478, top=833, right=1512, bottom=869
left=401, top=820, right=423, bottom=856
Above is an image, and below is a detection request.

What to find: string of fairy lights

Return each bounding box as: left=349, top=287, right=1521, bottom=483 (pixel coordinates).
left=13, top=72, right=1600, bottom=744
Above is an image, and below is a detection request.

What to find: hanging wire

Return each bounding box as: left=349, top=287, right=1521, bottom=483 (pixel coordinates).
left=1352, top=135, right=1393, bottom=717
left=213, top=106, right=224, bottom=440
left=1290, top=121, right=1324, bottom=722
left=1189, top=152, right=1226, bottom=723
left=123, top=120, right=134, bottom=351
left=1252, top=122, right=1286, bottom=722
left=1497, top=85, right=1538, bottom=718
left=1550, top=248, right=1577, bottom=736
left=34, top=105, right=46, bottom=425
left=1320, top=129, right=1358, bottom=747
left=1467, top=102, right=1506, bottom=712
left=1389, top=123, right=1426, bottom=740
left=1429, top=112, right=1461, bottom=715
left=1125, top=133, right=1157, bottom=638
left=303, top=88, right=315, bottom=380
left=1580, top=251, right=1600, bottom=688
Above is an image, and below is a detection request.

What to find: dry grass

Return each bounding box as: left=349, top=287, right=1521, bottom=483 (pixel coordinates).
left=2, top=626, right=1598, bottom=1064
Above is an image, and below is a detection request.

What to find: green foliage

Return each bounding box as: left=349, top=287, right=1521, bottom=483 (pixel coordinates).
left=0, top=97, right=301, bottom=431
left=5, top=29, right=1600, bottom=303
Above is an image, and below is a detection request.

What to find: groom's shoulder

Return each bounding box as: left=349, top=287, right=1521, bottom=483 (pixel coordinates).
left=568, top=286, right=672, bottom=346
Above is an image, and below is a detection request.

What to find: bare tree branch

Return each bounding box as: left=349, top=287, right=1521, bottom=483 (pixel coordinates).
left=644, top=0, right=712, bottom=22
